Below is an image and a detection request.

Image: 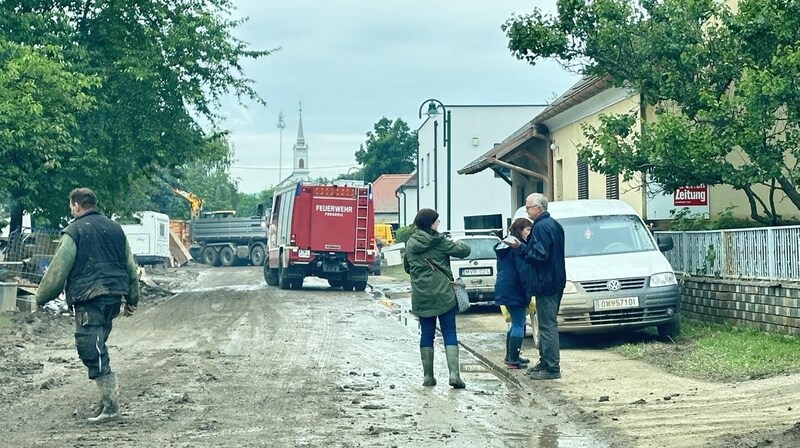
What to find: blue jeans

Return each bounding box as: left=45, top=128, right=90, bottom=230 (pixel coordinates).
left=505, top=305, right=527, bottom=338
left=419, top=305, right=458, bottom=347
left=536, top=293, right=563, bottom=372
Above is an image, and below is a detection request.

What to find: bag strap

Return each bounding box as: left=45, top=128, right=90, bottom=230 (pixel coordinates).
left=424, top=257, right=454, bottom=283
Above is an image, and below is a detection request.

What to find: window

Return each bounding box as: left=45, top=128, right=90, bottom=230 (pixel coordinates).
left=606, top=173, right=619, bottom=199
left=577, top=159, right=589, bottom=200
left=420, top=158, right=425, bottom=187
left=159, top=223, right=166, bottom=238
left=299, top=159, right=305, bottom=169
left=426, top=153, right=431, bottom=186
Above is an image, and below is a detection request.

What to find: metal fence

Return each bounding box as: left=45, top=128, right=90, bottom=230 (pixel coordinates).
left=0, top=228, right=61, bottom=284
left=657, top=226, right=800, bottom=282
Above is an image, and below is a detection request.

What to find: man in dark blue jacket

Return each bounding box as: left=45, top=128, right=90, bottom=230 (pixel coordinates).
left=509, top=193, right=566, bottom=379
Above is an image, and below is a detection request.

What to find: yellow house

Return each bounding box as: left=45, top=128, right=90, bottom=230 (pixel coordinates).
left=460, top=76, right=800, bottom=225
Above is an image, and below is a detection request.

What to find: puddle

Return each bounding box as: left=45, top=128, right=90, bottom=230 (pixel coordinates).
left=532, top=424, right=599, bottom=448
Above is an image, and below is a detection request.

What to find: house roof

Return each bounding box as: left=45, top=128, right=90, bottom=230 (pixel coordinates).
left=458, top=76, right=610, bottom=175
left=372, top=174, right=412, bottom=213
left=396, top=171, right=418, bottom=191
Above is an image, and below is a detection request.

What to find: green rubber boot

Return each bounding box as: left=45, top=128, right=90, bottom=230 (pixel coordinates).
left=444, top=345, right=465, bottom=389
left=88, top=372, right=119, bottom=423
left=420, top=347, right=436, bottom=386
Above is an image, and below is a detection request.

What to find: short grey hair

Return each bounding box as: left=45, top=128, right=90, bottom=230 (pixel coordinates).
left=527, top=193, right=548, bottom=211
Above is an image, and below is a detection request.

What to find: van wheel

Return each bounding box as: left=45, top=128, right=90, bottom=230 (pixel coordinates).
left=529, top=311, right=540, bottom=349
left=658, top=316, right=681, bottom=340
left=250, top=245, right=266, bottom=266
left=290, top=278, right=304, bottom=290
left=202, top=247, right=220, bottom=267
left=342, top=280, right=355, bottom=291
left=219, top=246, right=235, bottom=267
left=353, top=281, right=367, bottom=292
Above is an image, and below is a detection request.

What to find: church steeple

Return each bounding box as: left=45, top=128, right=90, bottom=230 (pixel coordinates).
left=292, top=101, right=310, bottom=176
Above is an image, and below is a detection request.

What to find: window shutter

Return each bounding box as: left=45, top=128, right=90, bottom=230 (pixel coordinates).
left=606, top=173, right=619, bottom=199
left=577, top=159, right=589, bottom=200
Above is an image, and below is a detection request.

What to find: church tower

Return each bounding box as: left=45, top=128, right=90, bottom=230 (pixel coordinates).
left=291, top=102, right=310, bottom=178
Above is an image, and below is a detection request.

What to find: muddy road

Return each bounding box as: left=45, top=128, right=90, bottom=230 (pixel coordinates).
left=0, top=266, right=611, bottom=447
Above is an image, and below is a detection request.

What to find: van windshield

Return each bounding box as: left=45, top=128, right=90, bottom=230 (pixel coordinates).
left=455, top=237, right=499, bottom=260
left=559, top=215, right=655, bottom=258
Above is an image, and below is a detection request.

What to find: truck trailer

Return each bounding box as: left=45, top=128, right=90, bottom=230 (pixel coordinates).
left=190, top=213, right=267, bottom=267
left=263, top=181, right=376, bottom=291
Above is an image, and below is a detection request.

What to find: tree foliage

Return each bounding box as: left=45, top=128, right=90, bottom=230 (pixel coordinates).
left=0, top=0, right=275, bottom=227
left=355, top=118, right=418, bottom=183
left=504, top=0, right=800, bottom=224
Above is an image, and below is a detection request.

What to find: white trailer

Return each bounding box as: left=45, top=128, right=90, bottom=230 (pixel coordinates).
left=120, top=211, right=171, bottom=266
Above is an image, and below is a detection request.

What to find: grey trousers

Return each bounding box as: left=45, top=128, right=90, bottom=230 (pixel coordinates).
left=73, top=296, right=121, bottom=379
left=536, top=293, right=563, bottom=372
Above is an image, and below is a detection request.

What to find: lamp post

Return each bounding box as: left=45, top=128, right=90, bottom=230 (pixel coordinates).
left=418, top=98, right=451, bottom=230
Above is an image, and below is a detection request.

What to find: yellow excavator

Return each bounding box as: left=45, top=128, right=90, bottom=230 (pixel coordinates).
left=172, top=188, right=204, bottom=219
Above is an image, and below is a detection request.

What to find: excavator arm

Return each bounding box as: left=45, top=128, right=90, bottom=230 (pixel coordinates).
left=172, top=188, right=204, bottom=219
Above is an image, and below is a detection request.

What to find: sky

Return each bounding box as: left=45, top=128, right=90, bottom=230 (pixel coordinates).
left=221, top=1, right=582, bottom=194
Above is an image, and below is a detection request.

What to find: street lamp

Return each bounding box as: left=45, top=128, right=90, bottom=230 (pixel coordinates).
left=418, top=98, right=452, bottom=230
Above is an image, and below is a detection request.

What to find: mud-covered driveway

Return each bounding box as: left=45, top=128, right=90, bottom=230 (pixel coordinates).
left=0, top=266, right=611, bottom=447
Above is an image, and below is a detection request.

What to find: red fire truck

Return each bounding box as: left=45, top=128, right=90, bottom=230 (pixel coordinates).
left=262, top=181, right=376, bottom=291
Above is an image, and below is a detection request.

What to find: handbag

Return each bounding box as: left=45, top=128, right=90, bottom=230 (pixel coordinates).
left=424, top=257, right=470, bottom=313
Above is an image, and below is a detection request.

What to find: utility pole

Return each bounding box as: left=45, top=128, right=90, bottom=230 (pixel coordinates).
left=277, top=111, right=285, bottom=184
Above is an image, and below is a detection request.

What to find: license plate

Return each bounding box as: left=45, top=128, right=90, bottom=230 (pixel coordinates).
left=298, top=249, right=311, bottom=258
left=461, top=267, right=492, bottom=277
left=594, top=297, right=639, bottom=311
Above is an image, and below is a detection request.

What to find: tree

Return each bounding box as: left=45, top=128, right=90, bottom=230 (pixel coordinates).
left=355, top=118, right=418, bottom=183
left=0, top=40, right=97, bottom=230
left=504, top=0, right=800, bottom=224
left=0, top=1, right=276, bottom=226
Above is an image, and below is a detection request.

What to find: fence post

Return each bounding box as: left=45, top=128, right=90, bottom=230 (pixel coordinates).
left=767, top=227, right=776, bottom=280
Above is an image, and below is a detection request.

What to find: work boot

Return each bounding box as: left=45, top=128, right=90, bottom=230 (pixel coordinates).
left=505, top=336, right=527, bottom=369
left=528, top=368, right=561, bottom=380
left=420, top=347, right=436, bottom=387
left=526, top=361, right=545, bottom=375
left=503, top=333, right=530, bottom=365
left=444, top=345, right=465, bottom=389
left=88, top=372, right=119, bottom=423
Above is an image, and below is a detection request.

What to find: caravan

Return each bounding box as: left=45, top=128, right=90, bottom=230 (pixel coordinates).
left=120, top=211, right=171, bottom=267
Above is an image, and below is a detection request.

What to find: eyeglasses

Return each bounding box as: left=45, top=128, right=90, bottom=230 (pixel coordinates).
left=525, top=205, right=538, bottom=210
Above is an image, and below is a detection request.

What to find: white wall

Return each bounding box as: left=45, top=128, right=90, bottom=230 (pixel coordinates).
left=397, top=186, right=418, bottom=227
left=416, top=105, right=544, bottom=232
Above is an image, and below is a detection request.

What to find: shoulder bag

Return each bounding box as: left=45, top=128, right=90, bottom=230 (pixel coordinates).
left=424, top=257, right=470, bottom=313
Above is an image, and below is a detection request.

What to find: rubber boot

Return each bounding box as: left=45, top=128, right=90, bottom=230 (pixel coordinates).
left=506, top=336, right=528, bottom=369
left=88, top=372, right=119, bottom=423
left=503, top=332, right=529, bottom=366
left=444, top=345, right=465, bottom=389
left=420, top=347, right=436, bottom=387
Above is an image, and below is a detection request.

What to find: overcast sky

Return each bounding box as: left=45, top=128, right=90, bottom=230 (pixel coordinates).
left=221, top=1, right=581, bottom=193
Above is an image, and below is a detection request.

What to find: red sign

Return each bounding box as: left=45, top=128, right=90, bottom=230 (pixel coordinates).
left=674, top=185, right=708, bottom=206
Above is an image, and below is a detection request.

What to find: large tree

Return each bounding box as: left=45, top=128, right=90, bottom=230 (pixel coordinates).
left=504, top=0, right=800, bottom=224
left=0, top=0, right=275, bottom=227
left=355, top=117, right=418, bottom=183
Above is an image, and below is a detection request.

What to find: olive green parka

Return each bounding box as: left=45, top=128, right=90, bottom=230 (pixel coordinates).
left=403, top=229, right=471, bottom=317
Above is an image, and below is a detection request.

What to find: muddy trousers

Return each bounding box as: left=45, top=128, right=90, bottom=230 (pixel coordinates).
left=73, top=296, right=121, bottom=380
left=418, top=305, right=458, bottom=347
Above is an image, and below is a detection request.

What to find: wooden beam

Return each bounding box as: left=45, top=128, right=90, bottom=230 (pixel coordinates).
left=487, top=157, right=548, bottom=182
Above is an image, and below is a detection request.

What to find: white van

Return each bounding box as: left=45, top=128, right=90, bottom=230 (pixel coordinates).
left=514, top=199, right=680, bottom=340
left=120, top=211, right=171, bottom=267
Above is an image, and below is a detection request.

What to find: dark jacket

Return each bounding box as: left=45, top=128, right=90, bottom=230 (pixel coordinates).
left=493, top=240, right=534, bottom=308
left=403, top=229, right=471, bottom=317
left=519, top=211, right=566, bottom=297
left=62, top=210, right=131, bottom=306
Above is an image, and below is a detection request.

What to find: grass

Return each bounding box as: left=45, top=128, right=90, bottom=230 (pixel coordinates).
left=610, top=318, right=800, bottom=382
left=380, top=264, right=409, bottom=281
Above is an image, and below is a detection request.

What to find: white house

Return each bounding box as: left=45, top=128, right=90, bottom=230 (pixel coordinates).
left=416, top=103, right=545, bottom=232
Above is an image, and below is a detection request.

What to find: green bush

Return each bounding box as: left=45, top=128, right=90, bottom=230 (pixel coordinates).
left=669, top=206, right=762, bottom=231
left=395, top=225, right=412, bottom=243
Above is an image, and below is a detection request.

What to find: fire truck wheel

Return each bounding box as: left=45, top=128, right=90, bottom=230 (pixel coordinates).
left=290, top=278, right=304, bottom=290
left=341, top=281, right=354, bottom=291
left=202, top=247, right=220, bottom=267
left=264, top=264, right=279, bottom=286
left=250, top=245, right=266, bottom=266
left=219, top=246, right=236, bottom=267
left=278, top=262, right=291, bottom=290
left=354, top=281, right=367, bottom=292
left=327, top=279, right=343, bottom=288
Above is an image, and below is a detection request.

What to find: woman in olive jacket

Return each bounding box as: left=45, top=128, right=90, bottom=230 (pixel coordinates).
left=403, top=208, right=471, bottom=388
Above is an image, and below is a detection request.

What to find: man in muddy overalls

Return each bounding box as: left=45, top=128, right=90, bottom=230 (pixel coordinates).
left=36, top=188, right=140, bottom=422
